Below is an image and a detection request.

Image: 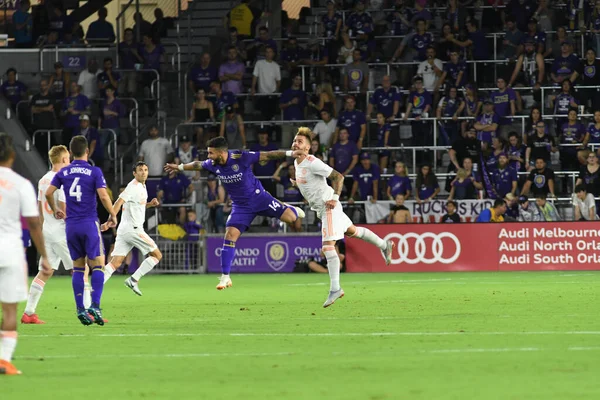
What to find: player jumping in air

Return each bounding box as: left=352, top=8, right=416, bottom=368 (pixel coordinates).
left=46, top=135, right=117, bottom=326
left=291, top=128, right=394, bottom=307
left=21, top=145, right=73, bottom=324
left=165, top=136, right=307, bottom=289
left=101, top=161, right=162, bottom=295
left=0, top=133, right=51, bottom=375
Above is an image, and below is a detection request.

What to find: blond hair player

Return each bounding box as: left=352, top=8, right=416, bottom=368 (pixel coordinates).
left=21, top=145, right=72, bottom=324
left=0, top=133, right=51, bottom=375
left=291, top=128, right=393, bottom=307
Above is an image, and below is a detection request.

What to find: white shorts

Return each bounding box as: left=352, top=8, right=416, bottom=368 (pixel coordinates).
left=317, top=203, right=353, bottom=242
left=0, top=250, right=28, bottom=303
left=39, top=236, right=73, bottom=271
left=112, top=230, right=158, bottom=257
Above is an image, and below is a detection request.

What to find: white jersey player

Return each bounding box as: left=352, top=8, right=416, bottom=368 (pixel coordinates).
left=0, top=133, right=51, bottom=375
left=22, top=146, right=72, bottom=325
left=291, top=128, right=393, bottom=307
left=101, top=161, right=161, bottom=296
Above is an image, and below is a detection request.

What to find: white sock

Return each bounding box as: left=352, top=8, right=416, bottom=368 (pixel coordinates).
left=83, top=283, right=92, bottom=309
left=103, top=263, right=116, bottom=283
left=0, top=331, right=17, bottom=362
left=324, top=246, right=341, bottom=292
left=24, top=278, right=45, bottom=316
left=132, top=257, right=159, bottom=282
left=354, top=227, right=386, bottom=250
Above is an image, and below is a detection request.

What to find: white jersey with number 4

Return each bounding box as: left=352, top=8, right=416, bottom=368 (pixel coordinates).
left=294, top=156, right=352, bottom=241
left=118, top=179, right=148, bottom=234
left=38, top=171, right=66, bottom=238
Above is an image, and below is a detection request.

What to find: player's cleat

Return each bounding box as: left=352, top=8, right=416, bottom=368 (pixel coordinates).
left=323, top=288, right=345, bottom=308
left=216, top=274, right=233, bottom=290
left=0, top=360, right=22, bottom=375
left=77, top=308, right=94, bottom=326
left=87, top=312, right=108, bottom=324
left=87, top=305, right=105, bottom=326
left=381, top=240, right=395, bottom=266
left=20, top=313, right=45, bottom=324
left=124, top=277, right=142, bottom=296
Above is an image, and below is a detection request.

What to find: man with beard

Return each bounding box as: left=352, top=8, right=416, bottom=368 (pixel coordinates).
left=492, top=153, right=518, bottom=199
left=509, top=37, right=545, bottom=106
left=447, top=125, right=481, bottom=191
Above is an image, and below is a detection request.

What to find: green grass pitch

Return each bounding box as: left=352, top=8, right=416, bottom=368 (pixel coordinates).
left=3, top=272, right=600, bottom=399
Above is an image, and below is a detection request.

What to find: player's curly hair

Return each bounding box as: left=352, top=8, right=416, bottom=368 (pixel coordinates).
left=70, top=135, right=89, bottom=158
left=295, top=127, right=312, bottom=142
left=0, top=132, right=15, bottom=163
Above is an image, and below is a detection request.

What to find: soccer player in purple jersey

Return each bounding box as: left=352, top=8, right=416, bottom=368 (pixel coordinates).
left=45, top=136, right=117, bottom=326
left=165, top=137, right=307, bottom=290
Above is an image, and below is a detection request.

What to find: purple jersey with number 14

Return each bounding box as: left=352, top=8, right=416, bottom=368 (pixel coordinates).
left=50, top=159, right=107, bottom=260
left=201, top=150, right=287, bottom=232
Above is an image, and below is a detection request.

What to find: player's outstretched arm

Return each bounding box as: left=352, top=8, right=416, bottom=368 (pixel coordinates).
left=112, top=198, right=125, bottom=215
left=165, top=161, right=203, bottom=173
left=259, top=149, right=307, bottom=161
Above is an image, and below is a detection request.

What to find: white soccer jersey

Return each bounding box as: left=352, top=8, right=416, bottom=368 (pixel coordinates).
left=294, top=155, right=335, bottom=212
left=0, top=166, right=38, bottom=257
left=38, top=171, right=66, bottom=237
left=118, top=179, right=148, bottom=233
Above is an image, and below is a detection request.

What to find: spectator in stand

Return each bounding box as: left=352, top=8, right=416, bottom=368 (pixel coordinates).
left=210, top=80, right=237, bottom=121
left=74, top=115, right=102, bottom=167
left=545, top=26, right=570, bottom=59
left=375, top=112, right=392, bottom=171
left=280, top=74, right=308, bottom=146
left=504, top=193, right=519, bottom=221
left=311, top=138, right=325, bottom=161
left=476, top=199, right=507, bottom=222
left=405, top=76, right=432, bottom=163
left=387, top=161, right=412, bottom=199
left=343, top=49, right=369, bottom=96
left=86, top=8, right=115, bottom=43
left=448, top=168, right=477, bottom=200
left=97, top=57, right=120, bottom=98
left=367, top=75, right=401, bottom=122
left=391, top=18, right=434, bottom=63
left=490, top=78, right=517, bottom=129
left=344, top=0, right=373, bottom=37
left=329, top=127, right=359, bottom=197
left=387, top=194, right=411, bottom=223
left=436, top=86, right=464, bottom=146
left=521, top=157, right=556, bottom=197
left=272, top=162, right=303, bottom=232
left=502, top=16, right=524, bottom=62
left=49, top=62, right=69, bottom=107
left=183, top=209, right=202, bottom=268
left=250, top=128, right=278, bottom=196
left=138, top=125, right=174, bottom=178
left=301, top=38, right=330, bottom=83
left=446, top=0, right=467, bottom=33
left=521, top=18, right=546, bottom=55
left=137, top=33, right=165, bottom=95
left=174, top=135, right=200, bottom=180
left=279, top=37, right=303, bottom=79
left=387, top=0, right=413, bottom=39
left=349, top=152, right=380, bottom=204
left=221, top=27, right=247, bottom=62
left=536, top=193, right=561, bottom=221
left=437, top=24, right=454, bottom=62
left=526, top=121, right=557, bottom=170
left=509, top=1, right=536, bottom=33
left=309, top=82, right=336, bottom=118
left=417, top=46, right=443, bottom=96
left=118, top=28, right=138, bottom=97
left=579, top=48, right=600, bottom=112
left=551, top=40, right=580, bottom=85
left=560, top=108, right=588, bottom=171
left=508, top=37, right=545, bottom=107
left=415, top=164, right=440, bottom=204
left=322, top=0, right=343, bottom=42
left=587, top=111, right=600, bottom=154
left=483, top=137, right=508, bottom=178
left=224, top=0, right=260, bottom=39
left=492, top=153, right=518, bottom=198
left=77, top=58, right=100, bottom=100
left=12, top=0, right=32, bottom=48
left=573, top=184, right=597, bottom=220
left=157, top=170, right=193, bottom=225
left=523, top=106, right=542, bottom=145
left=553, top=80, right=579, bottom=132
left=49, top=5, right=74, bottom=41
left=189, top=53, right=217, bottom=94
left=437, top=49, right=468, bottom=91
left=576, top=151, right=600, bottom=200
left=99, top=86, right=125, bottom=139
left=132, top=12, right=152, bottom=42
left=517, top=195, right=541, bottom=221
left=152, top=8, right=169, bottom=41
left=0, top=68, right=27, bottom=110
left=532, top=0, right=553, bottom=33
left=338, top=31, right=357, bottom=66
left=312, top=108, right=337, bottom=149
left=449, top=127, right=482, bottom=174
left=474, top=99, right=499, bottom=148
left=248, top=26, right=277, bottom=62
left=62, top=81, right=91, bottom=144
left=507, top=132, right=527, bottom=173
left=187, top=88, right=214, bottom=128
left=441, top=200, right=461, bottom=223
left=219, top=105, right=246, bottom=150
left=411, top=0, right=432, bottom=25
left=448, top=18, right=490, bottom=62
left=251, top=46, right=280, bottom=121
left=30, top=79, right=56, bottom=154
left=219, top=47, right=245, bottom=96
left=206, top=174, right=227, bottom=233
left=334, top=95, right=367, bottom=148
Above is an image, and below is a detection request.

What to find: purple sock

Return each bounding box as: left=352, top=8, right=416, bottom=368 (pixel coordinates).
left=91, top=268, right=104, bottom=306
left=72, top=267, right=85, bottom=309
left=221, top=240, right=236, bottom=275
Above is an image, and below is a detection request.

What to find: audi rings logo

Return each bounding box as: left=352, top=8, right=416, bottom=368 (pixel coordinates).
left=384, top=232, right=461, bottom=264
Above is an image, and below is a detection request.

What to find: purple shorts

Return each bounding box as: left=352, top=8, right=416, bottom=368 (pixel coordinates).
left=66, top=220, right=104, bottom=261
left=226, top=193, right=288, bottom=232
